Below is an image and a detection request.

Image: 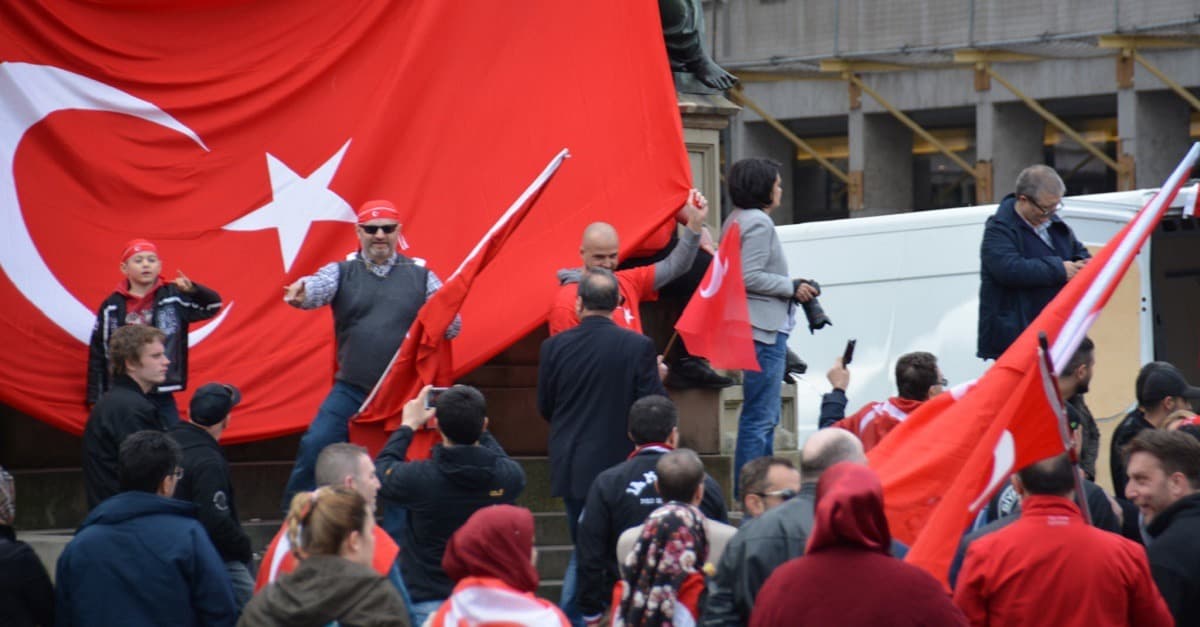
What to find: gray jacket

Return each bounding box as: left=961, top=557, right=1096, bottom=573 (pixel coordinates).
left=722, top=208, right=792, bottom=344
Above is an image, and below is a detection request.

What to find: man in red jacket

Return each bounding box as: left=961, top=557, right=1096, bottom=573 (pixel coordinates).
left=820, top=351, right=945, bottom=452
left=953, top=453, right=1172, bottom=626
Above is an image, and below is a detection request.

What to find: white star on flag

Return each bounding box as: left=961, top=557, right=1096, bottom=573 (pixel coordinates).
left=224, top=140, right=355, bottom=272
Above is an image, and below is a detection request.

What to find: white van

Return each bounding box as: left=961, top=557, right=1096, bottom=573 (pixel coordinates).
left=777, top=188, right=1200, bottom=491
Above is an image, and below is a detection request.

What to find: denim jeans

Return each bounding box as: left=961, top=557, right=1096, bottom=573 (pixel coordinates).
left=387, top=559, right=416, bottom=626
left=734, top=332, right=788, bottom=496
left=409, top=599, right=445, bottom=626
left=281, top=381, right=366, bottom=510
left=558, top=497, right=586, bottom=627
left=225, top=561, right=255, bottom=610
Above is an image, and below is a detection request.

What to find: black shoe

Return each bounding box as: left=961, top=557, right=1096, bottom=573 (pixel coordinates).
left=667, top=357, right=736, bottom=389
left=783, top=349, right=807, bottom=384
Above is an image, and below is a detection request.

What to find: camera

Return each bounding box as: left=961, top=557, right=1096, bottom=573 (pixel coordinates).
left=424, top=386, right=449, bottom=410
left=793, top=279, right=832, bottom=333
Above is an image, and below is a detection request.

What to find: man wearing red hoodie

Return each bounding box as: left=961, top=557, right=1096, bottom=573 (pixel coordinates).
left=819, top=351, right=944, bottom=452
left=953, top=453, right=1173, bottom=626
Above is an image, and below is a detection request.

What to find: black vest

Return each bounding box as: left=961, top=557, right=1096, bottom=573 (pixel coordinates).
left=331, top=256, right=428, bottom=391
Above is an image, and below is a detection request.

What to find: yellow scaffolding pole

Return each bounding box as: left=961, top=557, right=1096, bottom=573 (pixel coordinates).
left=842, top=72, right=981, bottom=178
left=729, top=86, right=852, bottom=185
left=1131, top=51, right=1200, bottom=113
left=982, top=65, right=1122, bottom=173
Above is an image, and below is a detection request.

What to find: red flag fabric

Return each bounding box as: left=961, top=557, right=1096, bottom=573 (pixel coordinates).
left=673, top=222, right=760, bottom=371
left=869, top=143, right=1200, bottom=586
left=350, top=151, right=569, bottom=458
left=0, top=3, right=690, bottom=443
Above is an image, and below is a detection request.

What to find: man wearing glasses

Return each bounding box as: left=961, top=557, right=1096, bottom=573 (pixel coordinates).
left=280, top=200, right=461, bottom=505
left=978, top=165, right=1090, bottom=360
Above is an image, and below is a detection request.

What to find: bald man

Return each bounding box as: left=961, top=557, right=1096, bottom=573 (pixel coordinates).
left=705, top=429, right=870, bottom=625
left=548, top=190, right=732, bottom=388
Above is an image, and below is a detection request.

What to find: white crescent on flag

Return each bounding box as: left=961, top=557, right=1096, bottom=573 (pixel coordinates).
left=698, top=252, right=729, bottom=298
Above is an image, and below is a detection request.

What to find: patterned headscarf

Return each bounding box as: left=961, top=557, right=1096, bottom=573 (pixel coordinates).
left=614, top=502, right=708, bottom=627
left=0, top=466, right=15, bottom=526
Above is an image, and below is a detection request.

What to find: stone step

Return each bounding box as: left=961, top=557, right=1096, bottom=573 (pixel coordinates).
left=12, top=452, right=734, bottom=531
left=535, top=544, right=573, bottom=582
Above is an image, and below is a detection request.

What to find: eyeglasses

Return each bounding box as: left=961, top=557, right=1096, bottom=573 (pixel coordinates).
left=1022, top=195, right=1063, bottom=216
left=938, top=377, right=949, bottom=387
left=359, top=224, right=398, bottom=235
left=172, top=467, right=184, bottom=480
left=753, top=488, right=797, bottom=501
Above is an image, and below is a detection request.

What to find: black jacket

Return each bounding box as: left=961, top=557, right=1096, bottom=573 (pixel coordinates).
left=703, top=483, right=817, bottom=626
left=87, top=281, right=221, bottom=403
left=538, top=316, right=667, bottom=500
left=576, top=446, right=728, bottom=617
left=82, top=375, right=163, bottom=508
left=376, top=426, right=526, bottom=603
left=1145, top=492, right=1200, bottom=625
left=170, top=422, right=251, bottom=564
left=977, top=195, right=1089, bottom=360
left=0, top=525, right=54, bottom=627
left=1110, top=408, right=1153, bottom=500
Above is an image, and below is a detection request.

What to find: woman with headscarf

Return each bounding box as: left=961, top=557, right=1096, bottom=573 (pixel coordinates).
left=750, top=463, right=966, bottom=627
left=611, top=502, right=709, bottom=627
left=428, top=504, right=568, bottom=627
left=240, top=486, right=409, bottom=626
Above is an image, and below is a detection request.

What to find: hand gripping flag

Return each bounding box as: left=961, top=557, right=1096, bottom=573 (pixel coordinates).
left=351, top=150, right=569, bottom=458
left=869, top=142, right=1200, bottom=587
left=673, top=222, right=760, bottom=371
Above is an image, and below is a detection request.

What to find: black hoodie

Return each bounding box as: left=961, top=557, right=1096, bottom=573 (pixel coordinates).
left=375, top=426, right=526, bottom=602
left=1145, top=492, right=1200, bottom=625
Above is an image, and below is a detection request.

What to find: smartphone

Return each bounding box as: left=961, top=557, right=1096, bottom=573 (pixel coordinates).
left=424, top=386, right=450, bottom=410
left=842, top=339, right=857, bottom=366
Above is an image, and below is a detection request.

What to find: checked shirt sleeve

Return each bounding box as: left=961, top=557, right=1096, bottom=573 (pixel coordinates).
left=426, top=270, right=462, bottom=339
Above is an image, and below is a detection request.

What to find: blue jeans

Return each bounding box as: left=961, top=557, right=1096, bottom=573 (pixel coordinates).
left=409, top=599, right=444, bottom=626
left=734, top=332, right=788, bottom=497
left=387, top=559, right=417, bottom=625
left=559, top=497, right=586, bottom=627
left=281, top=381, right=366, bottom=511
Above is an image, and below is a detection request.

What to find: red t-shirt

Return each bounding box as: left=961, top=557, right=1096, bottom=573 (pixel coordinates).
left=547, top=265, right=656, bottom=335
left=254, top=523, right=400, bottom=591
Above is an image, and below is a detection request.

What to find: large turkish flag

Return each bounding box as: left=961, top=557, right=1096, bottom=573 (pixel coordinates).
left=0, top=2, right=691, bottom=443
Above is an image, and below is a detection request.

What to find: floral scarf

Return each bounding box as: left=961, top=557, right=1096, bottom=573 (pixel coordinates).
left=613, top=502, right=708, bottom=627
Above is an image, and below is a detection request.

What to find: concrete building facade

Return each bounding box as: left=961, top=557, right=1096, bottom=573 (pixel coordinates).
left=706, top=0, right=1200, bottom=223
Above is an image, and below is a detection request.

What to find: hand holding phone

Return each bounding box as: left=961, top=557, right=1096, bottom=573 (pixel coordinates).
left=842, top=339, right=857, bottom=367
left=424, top=386, right=449, bottom=410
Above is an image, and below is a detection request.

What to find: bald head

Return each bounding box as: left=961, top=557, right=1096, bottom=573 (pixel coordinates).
left=580, top=222, right=620, bottom=271
left=800, top=429, right=866, bottom=484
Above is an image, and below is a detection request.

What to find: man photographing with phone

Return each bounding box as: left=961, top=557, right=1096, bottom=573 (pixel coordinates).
left=375, top=384, right=526, bottom=625
left=819, top=350, right=946, bottom=452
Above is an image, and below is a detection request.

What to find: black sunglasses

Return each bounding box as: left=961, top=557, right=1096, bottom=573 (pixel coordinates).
left=754, top=488, right=797, bottom=501
left=359, top=224, right=398, bottom=235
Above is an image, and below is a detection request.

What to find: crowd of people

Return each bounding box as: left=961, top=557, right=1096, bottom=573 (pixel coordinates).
left=3, top=158, right=1200, bottom=627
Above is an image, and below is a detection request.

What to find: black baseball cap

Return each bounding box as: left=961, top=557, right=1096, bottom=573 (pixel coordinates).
left=190, top=383, right=241, bottom=426
left=1139, top=365, right=1200, bottom=406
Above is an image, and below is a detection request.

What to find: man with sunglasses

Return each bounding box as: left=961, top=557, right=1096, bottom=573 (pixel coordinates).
left=977, top=165, right=1090, bottom=360
left=280, top=200, right=461, bottom=506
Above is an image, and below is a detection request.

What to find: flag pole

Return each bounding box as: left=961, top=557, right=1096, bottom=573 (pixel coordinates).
left=662, top=330, right=680, bottom=361
left=1038, top=332, right=1092, bottom=525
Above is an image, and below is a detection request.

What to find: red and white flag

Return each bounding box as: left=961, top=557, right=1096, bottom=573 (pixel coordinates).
left=351, top=150, right=569, bottom=457
left=869, top=142, right=1200, bottom=587
left=0, top=3, right=690, bottom=442
left=673, top=222, right=760, bottom=371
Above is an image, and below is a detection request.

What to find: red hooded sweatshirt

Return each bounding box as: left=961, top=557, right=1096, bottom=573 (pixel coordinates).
left=750, top=463, right=967, bottom=627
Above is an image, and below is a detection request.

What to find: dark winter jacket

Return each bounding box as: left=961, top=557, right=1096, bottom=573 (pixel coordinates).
left=82, top=375, right=163, bottom=508
left=239, top=554, right=409, bottom=627
left=87, top=281, right=221, bottom=403
left=977, top=194, right=1089, bottom=360
left=170, top=422, right=252, bottom=564
left=576, top=445, right=728, bottom=617
left=376, top=426, right=526, bottom=602
left=0, top=525, right=54, bottom=627
left=54, top=491, right=236, bottom=627
left=1145, top=492, right=1200, bottom=625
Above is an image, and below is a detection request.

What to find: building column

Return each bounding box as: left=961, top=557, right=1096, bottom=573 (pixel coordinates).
left=849, top=111, right=913, bottom=214
left=1118, top=90, right=1192, bottom=189
left=977, top=98, right=1044, bottom=202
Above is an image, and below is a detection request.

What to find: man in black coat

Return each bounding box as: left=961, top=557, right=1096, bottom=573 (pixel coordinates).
left=170, top=382, right=253, bottom=609
left=576, top=395, right=727, bottom=621
left=977, top=165, right=1090, bottom=360
left=82, top=324, right=170, bottom=509
left=375, top=384, right=526, bottom=626
left=538, top=268, right=668, bottom=526
left=1125, top=429, right=1200, bottom=625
